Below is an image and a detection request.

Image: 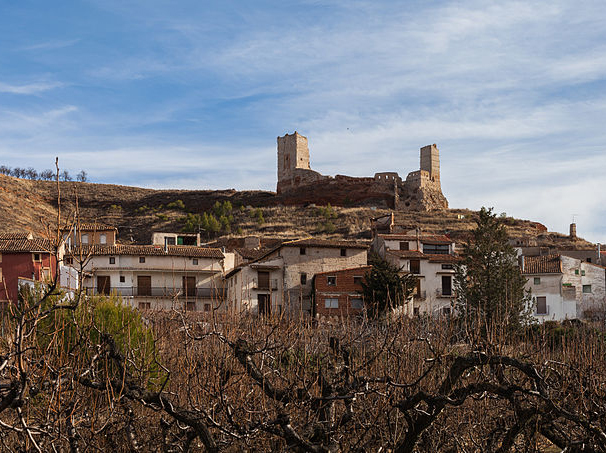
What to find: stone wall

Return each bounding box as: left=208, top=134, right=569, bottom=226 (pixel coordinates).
left=276, top=132, right=448, bottom=211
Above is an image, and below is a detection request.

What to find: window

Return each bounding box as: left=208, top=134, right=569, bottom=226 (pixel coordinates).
left=300, top=273, right=307, bottom=285
left=204, top=303, right=211, bottom=312
left=575, top=269, right=579, bottom=275
left=399, top=241, right=409, bottom=251
left=192, top=258, right=199, bottom=265
left=33, top=253, right=41, bottom=262
left=186, top=301, right=196, bottom=311
left=109, top=257, right=115, bottom=264
left=353, top=276, right=363, bottom=285
left=413, top=307, right=420, bottom=315
left=441, top=264, right=453, bottom=270
left=100, top=234, right=107, bottom=245
left=165, top=237, right=176, bottom=246
left=81, top=234, right=89, bottom=244
left=587, top=258, right=592, bottom=263
left=138, top=302, right=151, bottom=310
left=583, top=285, right=592, bottom=293
left=536, top=296, right=547, bottom=315
left=327, top=276, right=336, bottom=286
left=410, top=259, right=420, bottom=274
left=119, top=276, right=125, bottom=283
left=441, top=276, right=452, bottom=296
left=534, top=277, right=540, bottom=285
left=423, top=243, right=449, bottom=254
left=581, top=270, right=586, bottom=276
left=64, top=257, right=73, bottom=265
left=324, top=298, right=339, bottom=309
left=442, top=307, right=451, bottom=316
left=350, top=298, right=363, bottom=309
left=139, top=257, right=146, bottom=263
left=300, top=247, right=306, bottom=255
left=340, top=248, right=347, bottom=257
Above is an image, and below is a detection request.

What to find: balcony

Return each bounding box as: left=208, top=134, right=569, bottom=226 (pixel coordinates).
left=436, top=288, right=454, bottom=298
left=85, top=286, right=224, bottom=299
left=413, top=290, right=426, bottom=300
left=252, top=278, right=279, bottom=291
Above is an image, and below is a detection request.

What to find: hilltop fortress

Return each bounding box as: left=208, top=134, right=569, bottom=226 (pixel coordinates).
left=276, top=132, right=448, bottom=211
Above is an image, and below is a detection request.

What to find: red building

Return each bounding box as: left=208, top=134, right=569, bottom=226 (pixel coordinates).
left=0, top=237, right=58, bottom=304
left=313, top=266, right=371, bottom=317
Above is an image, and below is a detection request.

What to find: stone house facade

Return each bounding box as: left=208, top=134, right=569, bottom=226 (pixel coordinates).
left=225, top=239, right=368, bottom=316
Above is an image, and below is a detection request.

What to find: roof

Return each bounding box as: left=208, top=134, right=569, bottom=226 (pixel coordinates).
left=234, top=247, right=271, bottom=261
left=522, top=255, right=562, bottom=274
left=378, top=233, right=452, bottom=244
left=0, top=238, right=55, bottom=253
left=314, top=265, right=372, bottom=277
left=387, top=250, right=427, bottom=259
left=70, top=245, right=224, bottom=259
left=0, top=232, right=33, bottom=240
left=282, top=238, right=368, bottom=249
left=427, top=254, right=461, bottom=263
left=62, top=222, right=117, bottom=232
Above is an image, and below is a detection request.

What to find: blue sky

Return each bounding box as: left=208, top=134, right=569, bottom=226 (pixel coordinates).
left=1, top=0, right=605, bottom=242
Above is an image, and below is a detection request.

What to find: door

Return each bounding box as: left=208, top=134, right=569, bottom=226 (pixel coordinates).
left=137, top=276, right=152, bottom=296
left=182, top=276, right=196, bottom=297
left=97, top=276, right=110, bottom=295
left=410, top=259, right=420, bottom=274
left=441, top=275, right=452, bottom=296
left=258, top=294, right=271, bottom=315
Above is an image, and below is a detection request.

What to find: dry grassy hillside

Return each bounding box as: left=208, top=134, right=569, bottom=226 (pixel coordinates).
left=0, top=173, right=594, bottom=249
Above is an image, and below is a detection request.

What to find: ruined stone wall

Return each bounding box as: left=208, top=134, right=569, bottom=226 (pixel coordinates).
left=276, top=132, right=448, bottom=211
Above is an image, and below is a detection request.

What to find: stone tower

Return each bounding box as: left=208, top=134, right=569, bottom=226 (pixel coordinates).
left=420, top=144, right=440, bottom=181
left=277, top=132, right=314, bottom=193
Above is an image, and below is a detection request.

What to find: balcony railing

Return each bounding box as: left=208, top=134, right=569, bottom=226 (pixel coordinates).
left=536, top=306, right=550, bottom=316
left=86, top=286, right=224, bottom=298
left=413, top=290, right=427, bottom=300
left=252, top=278, right=279, bottom=290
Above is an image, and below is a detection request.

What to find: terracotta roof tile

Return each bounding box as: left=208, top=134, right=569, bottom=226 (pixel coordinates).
left=522, top=255, right=562, bottom=274
left=387, top=250, right=427, bottom=259
left=71, top=244, right=223, bottom=259
left=378, top=233, right=452, bottom=243
left=428, top=254, right=461, bottom=263
left=0, top=232, right=33, bottom=240
left=62, top=222, right=117, bottom=232
left=0, top=238, right=54, bottom=253
left=283, top=238, right=368, bottom=249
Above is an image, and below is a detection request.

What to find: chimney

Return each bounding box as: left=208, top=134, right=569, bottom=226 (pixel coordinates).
left=569, top=223, right=577, bottom=239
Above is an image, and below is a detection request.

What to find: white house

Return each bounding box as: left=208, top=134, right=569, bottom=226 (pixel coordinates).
left=70, top=245, right=226, bottom=312
left=521, top=254, right=606, bottom=322
left=372, top=231, right=458, bottom=316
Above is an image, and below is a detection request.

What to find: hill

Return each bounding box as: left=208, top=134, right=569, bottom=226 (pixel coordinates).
left=0, top=173, right=594, bottom=249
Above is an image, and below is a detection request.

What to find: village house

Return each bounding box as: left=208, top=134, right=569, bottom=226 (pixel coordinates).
left=71, top=245, right=226, bottom=312
left=521, top=254, right=606, bottom=322
left=0, top=234, right=63, bottom=304
left=313, top=266, right=371, bottom=318
left=225, top=238, right=368, bottom=316
left=371, top=231, right=458, bottom=316
left=151, top=231, right=200, bottom=246
left=62, top=222, right=118, bottom=247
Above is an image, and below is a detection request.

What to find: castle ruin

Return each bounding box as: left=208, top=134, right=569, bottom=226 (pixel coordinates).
left=276, top=132, right=448, bottom=211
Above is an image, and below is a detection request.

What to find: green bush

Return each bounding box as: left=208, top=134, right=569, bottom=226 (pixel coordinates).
left=166, top=199, right=186, bottom=210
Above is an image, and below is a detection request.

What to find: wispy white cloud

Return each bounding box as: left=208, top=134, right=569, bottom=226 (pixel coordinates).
left=0, top=81, right=63, bottom=95
left=18, top=39, right=80, bottom=52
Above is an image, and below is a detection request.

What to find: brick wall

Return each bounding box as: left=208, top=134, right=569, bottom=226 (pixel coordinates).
left=314, top=266, right=371, bottom=317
